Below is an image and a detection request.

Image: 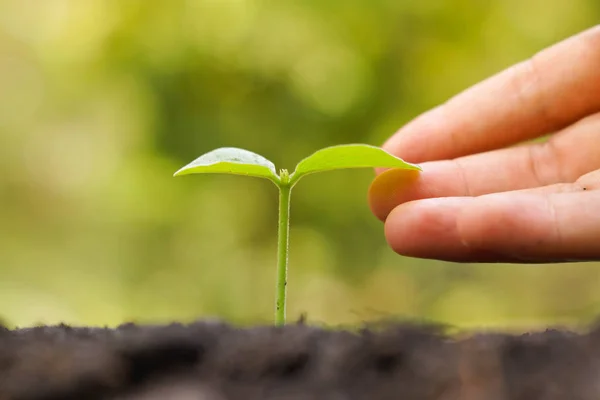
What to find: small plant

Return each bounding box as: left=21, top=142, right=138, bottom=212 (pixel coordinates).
left=174, top=144, right=421, bottom=326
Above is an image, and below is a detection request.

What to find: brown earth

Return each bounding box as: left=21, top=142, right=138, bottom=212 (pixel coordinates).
left=1, top=319, right=599, bottom=400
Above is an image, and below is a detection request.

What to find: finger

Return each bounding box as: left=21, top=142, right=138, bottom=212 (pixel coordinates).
left=382, top=25, right=600, bottom=165
left=383, top=197, right=509, bottom=263
left=384, top=189, right=600, bottom=263
left=369, top=113, right=600, bottom=221
left=499, top=168, right=600, bottom=196
left=459, top=190, right=600, bottom=262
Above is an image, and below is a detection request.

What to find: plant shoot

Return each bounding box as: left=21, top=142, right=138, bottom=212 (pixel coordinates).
left=174, top=144, right=421, bottom=326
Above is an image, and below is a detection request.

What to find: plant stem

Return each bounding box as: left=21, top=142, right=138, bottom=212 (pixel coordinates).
left=275, top=178, right=291, bottom=326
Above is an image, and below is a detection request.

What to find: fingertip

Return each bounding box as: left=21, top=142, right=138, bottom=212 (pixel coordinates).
left=368, top=168, right=421, bottom=221
left=383, top=202, right=421, bottom=255
left=383, top=197, right=474, bottom=260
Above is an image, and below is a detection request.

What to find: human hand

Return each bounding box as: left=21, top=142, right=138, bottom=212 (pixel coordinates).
left=368, top=26, right=600, bottom=263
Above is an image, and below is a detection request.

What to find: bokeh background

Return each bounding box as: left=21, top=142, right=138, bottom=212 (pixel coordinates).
left=0, top=0, right=599, bottom=330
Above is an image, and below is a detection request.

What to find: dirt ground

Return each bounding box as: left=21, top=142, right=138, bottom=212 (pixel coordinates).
left=1, top=319, right=600, bottom=400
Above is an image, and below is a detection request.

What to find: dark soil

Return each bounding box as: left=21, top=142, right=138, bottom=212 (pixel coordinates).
left=1, top=320, right=600, bottom=400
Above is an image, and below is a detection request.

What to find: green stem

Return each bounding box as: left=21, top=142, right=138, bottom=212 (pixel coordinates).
left=275, top=177, right=291, bottom=326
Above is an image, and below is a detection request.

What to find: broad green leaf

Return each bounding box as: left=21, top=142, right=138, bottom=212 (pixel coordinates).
left=290, top=144, right=420, bottom=185
left=173, top=147, right=279, bottom=183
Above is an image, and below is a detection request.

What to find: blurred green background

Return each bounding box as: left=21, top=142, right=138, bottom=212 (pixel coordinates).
left=0, top=0, right=598, bottom=330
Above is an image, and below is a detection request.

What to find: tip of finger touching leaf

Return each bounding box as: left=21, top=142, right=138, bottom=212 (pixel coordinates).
left=173, top=147, right=280, bottom=183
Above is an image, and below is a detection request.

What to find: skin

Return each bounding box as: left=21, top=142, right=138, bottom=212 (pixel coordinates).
left=368, top=25, right=600, bottom=263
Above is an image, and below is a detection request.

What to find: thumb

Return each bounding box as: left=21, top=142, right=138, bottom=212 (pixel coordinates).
left=384, top=188, right=600, bottom=263
left=458, top=189, right=600, bottom=262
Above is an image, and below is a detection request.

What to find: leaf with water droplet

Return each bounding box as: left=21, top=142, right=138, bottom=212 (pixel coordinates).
left=174, top=147, right=279, bottom=184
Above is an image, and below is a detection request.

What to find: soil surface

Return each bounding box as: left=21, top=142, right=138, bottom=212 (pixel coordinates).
left=1, top=320, right=600, bottom=400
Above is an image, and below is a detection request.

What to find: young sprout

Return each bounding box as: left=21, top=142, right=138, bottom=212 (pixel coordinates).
left=174, top=144, right=421, bottom=326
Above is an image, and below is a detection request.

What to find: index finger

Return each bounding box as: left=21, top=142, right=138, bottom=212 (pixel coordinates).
left=383, top=25, right=600, bottom=165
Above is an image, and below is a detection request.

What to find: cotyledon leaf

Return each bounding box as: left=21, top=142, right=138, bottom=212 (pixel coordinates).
left=289, top=144, right=421, bottom=185
left=173, top=147, right=280, bottom=184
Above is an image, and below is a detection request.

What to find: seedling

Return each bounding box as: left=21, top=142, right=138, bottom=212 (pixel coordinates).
left=174, top=144, right=421, bottom=326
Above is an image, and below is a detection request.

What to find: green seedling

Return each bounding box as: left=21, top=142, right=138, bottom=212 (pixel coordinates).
left=174, top=144, right=421, bottom=326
